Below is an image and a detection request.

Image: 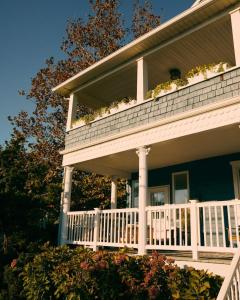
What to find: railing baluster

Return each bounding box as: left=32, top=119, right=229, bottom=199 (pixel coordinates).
left=209, top=206, right=213, bottom=248
left=174, top=208, right=177, bottom=246
left=228, top=205, right=233, bottom=248
left=164, top=209, right=167, bottom=246
left=234, top=203, right=239, bottom=248
left=214, top=206, right=219, bottom=247
left=203, top=207, right=206, bottom=247
left=185, top=208, right=188, bottom=246
left=179, top=208, right=182, bottom=246
left=221, top=206, right=226, bottom=248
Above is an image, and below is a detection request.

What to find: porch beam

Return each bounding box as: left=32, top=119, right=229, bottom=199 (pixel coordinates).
left=137, top=146, right=150, bottom=255
left=66, top=93, right=78, bottom=131
left=230, top=7, right=240, bottom=66
left=60, top=166, right=74, bottom=245
left=111, top=177, right=118, bottom=209
left=137, top=57, right=148, bottom=103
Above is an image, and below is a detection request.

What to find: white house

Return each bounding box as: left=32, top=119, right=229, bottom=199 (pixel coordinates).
left=53, top=0, right=240, bottom=297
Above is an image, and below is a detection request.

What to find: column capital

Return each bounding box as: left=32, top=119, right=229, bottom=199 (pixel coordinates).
left=65, top=166, right=74, bottom=173
left=136, top=56, right=145, bottom=63
left=136, top=146, right=151, bottom=157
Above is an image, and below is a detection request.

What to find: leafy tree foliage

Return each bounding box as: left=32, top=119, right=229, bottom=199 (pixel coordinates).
left=9, top=1, right=161, bottom=211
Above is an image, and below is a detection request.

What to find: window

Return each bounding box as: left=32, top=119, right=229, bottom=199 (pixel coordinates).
left=148, top=186, right=170, bottom=206
left=131, top=180, right=139, bottom=208
left=172, top=171, right=189, bottom=204
left=231, top=161, right=240, bottom=199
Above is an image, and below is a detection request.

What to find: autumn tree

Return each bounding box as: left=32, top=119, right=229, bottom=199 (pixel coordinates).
left=9, top=0, right=161, bottom=212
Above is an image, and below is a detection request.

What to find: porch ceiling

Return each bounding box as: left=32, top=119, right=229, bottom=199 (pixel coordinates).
left=53, top=0, right=238, bottom=99
left=76, top=124, right=240, bottom=178
left=73, top=14, right=234, bottom=108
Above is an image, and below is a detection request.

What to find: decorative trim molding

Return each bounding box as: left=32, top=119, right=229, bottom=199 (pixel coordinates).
left=62, top=100, right=240, bottom=167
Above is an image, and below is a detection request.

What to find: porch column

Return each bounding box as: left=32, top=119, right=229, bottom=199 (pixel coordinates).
left=230, top=8, right=240, bottom=66
left=66, top=93, right=78, bottom=131
left=136, top=146, right=150, bottom=255
left=111, top=177, right=118, bottom=209
left=137, top=57, right=148, bottom=103
left=60, top=166, right=74, bottom=245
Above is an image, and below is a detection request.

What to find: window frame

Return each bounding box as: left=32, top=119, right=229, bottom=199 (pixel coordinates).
left=148, top=185, right=170, bottom=206
left=172, top=171, right=190, bottom=204
left=231, top=161, right=240, bottom=199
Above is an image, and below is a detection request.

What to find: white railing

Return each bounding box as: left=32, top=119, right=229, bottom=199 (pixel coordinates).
left=217, top=251, right=240, bottom=300
left=197, top=200, right=240, bottom=253
left=66, top=208, right=139, bottom=249
left=98, top=208, right=138, bottom=248
left=146, top=204, right=192, bottom=251
left=67, top=210, right=96, bottom=245
left=66, top=199, right=240, bottom=255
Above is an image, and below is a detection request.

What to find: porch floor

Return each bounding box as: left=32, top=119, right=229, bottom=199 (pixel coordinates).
left=148, top=250, right=233, bottom=265
left=92, top=247, right=233, bottom=265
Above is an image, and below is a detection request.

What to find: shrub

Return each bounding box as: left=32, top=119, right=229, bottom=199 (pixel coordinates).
left=20, top=246, right=223, bottom=300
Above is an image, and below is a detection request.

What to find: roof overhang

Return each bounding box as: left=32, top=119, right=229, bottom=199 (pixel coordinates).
left=52, top=0, right=239, bottom=97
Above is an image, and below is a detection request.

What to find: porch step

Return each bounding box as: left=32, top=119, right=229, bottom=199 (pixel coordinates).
left=149, top=250, right=233, bottom=265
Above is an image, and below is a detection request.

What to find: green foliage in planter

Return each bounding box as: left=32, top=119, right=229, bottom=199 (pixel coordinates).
left=145, top=62, right=230, bottom=101
left=186, top=62, right=230, bottom=79
left=146, top=90, right=153, bottom=99
left=20, top=246, right=223, bottom=300
left=73, top=96, right=135, bottom=126
left=153, top=81, right=172, bottom=99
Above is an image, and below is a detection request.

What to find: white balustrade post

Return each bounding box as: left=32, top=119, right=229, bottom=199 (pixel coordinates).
left=66, top=93, right=78, bottom=131
left=190, top=200, right=199, bottom=260
left=111, top=177, right=118, bottom=209
left=137, top=57, right=148, bottom=103
left=93, top=208, right=101, bottom=251
left=230, top=8, right=240, bottom=66
left=60, top=166, right=74, bottom=245
left=137, top=146, right=150, bottom=255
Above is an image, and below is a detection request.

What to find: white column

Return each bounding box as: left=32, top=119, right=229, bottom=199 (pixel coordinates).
left=111, top=177, right=118, bottom=209
left=60, top=166, right=74, bottom=245
left=136, top=146, right=150, bottom=255
left=230, top=8, right=240, bottom=66
left=137, top=57, right=148, bottom=103
left=93, top=208, right=101, bottom=251
left=190, top=200, right=199, bottom=260
left=66, top=93, right=78, bottom=131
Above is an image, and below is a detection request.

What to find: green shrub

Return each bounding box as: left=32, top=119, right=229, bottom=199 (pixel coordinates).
left=20, top=246, right=223, bottom=300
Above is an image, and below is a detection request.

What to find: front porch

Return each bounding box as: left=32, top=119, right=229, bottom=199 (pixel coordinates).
left=65, top=199, right=240, bottom=260
left=60, top=103, right=240, bottom=256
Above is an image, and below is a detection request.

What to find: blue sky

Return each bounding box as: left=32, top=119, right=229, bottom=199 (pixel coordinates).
left=0, top=0, right=193, bottom=144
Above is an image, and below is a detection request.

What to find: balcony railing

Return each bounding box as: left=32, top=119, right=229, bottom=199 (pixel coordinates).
left=66, top=199, right=240, bottom=257
left=65, top=67, right=240, bottom=151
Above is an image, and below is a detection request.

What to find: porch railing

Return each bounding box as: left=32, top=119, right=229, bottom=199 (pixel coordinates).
left=66, top=199, right=240, bottom=255
left=217, top=251, right=240, bottom=300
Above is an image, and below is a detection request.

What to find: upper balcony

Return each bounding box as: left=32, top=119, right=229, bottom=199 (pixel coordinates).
left=52, top=0, right=240, bottom=153
left=65, top=66, right=240, bottom=151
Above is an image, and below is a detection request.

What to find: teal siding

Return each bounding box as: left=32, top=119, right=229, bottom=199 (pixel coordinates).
left=132, top=153, right=240, bottom=202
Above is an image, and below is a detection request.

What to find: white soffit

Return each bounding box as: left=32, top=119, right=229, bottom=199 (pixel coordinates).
left=52, top=0, right=239, bottom=96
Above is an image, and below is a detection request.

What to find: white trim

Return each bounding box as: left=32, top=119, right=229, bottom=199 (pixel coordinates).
left=192, top=0, right=203, bottom=7
left=230, top=160, right=240, bottom=199
left=62, top=100, right=240, bottom=167
left=148, top=185, right=170, bottom=206
left=172, top=171, right=190, bottom=204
